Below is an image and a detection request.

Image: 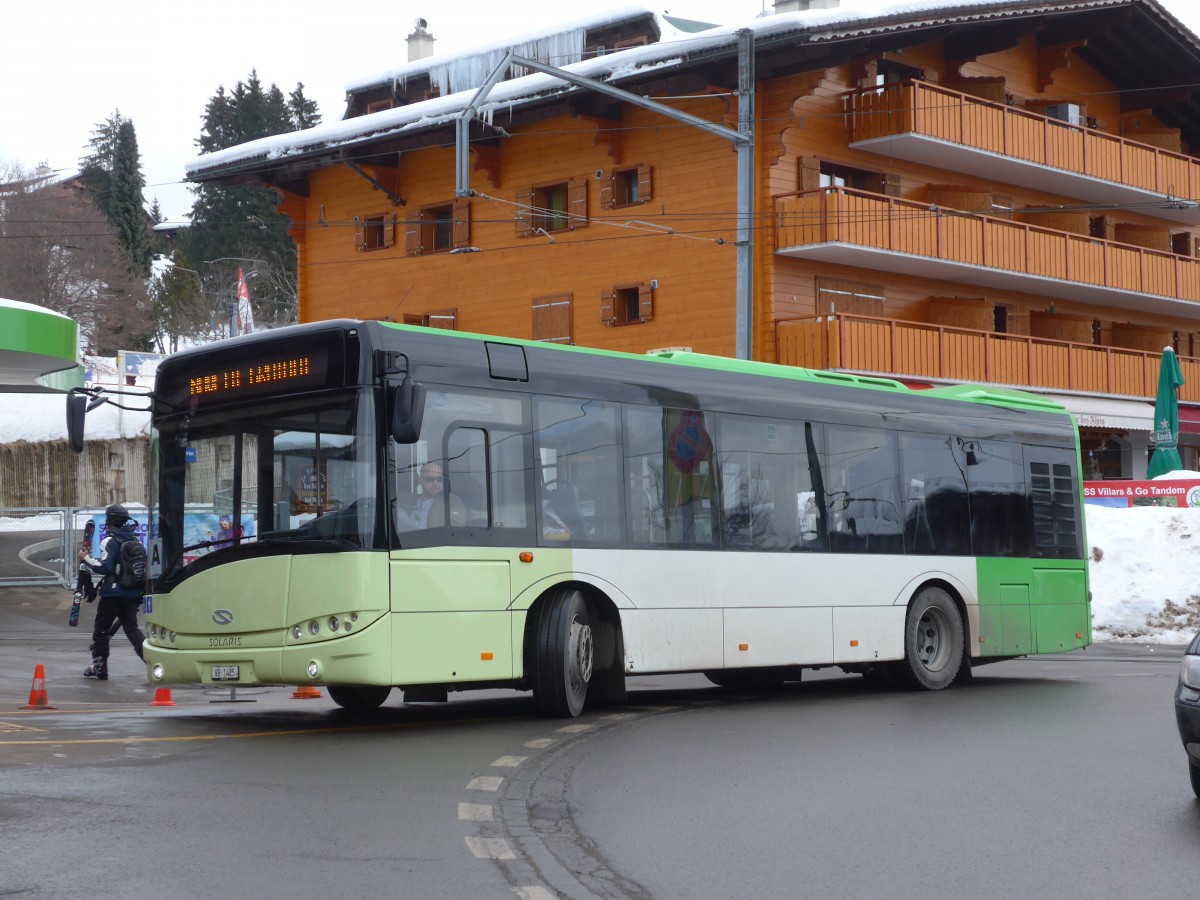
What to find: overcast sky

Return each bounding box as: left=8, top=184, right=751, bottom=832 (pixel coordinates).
left=6, top=0, right=1200, bottom=224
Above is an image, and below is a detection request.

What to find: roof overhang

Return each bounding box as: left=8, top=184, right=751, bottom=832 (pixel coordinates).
left=0, top=299, right=84, bottom=393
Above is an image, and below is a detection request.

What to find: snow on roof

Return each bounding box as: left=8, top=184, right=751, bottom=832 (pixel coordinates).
left=185, top=0, right=1184, bottom=179
left=343, top=4, right=713, bottom=95
left=0, top=296, right=73, bottom=322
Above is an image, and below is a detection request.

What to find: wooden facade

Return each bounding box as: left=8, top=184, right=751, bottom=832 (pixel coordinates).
left=191, top=1, right=1200, bottom=474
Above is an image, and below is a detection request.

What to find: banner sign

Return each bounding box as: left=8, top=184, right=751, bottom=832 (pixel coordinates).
left=1083, top=479, right=1200, bottom=508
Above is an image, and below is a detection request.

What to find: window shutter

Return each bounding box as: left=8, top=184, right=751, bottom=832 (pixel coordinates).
left=405, top=209, right=422, bottom=256
left=452, top=198, right=471, bottom=249
left=637, top=164, right=653, bottom=203
left=568, top=177, right=588, bottom=228
left=600, top=288, right=615, bottom=325
left=799, top=156, right=821, bottom=192
left=515, top=186, right=534, bottom=236
left=382, top=212, right=395, bottom=249
left=638, top=282, right=654, bottom=322
left=354, top=217, right=366, bottom=252
left=600, top=171, right=614, bottom=209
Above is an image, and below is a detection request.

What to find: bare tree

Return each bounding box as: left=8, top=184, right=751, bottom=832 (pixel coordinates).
left=0, top=160, right=154, bottom=354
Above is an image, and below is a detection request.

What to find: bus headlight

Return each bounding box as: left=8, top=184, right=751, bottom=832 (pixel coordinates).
left=307, top=661, right=320, bottom=679
left=308, top=620, right=320, bottom=636
left=151, top=664, right=164, bottom=680
left=328, top=616, right=339, bottom=632
left=293, top=626, right=302, bottom=640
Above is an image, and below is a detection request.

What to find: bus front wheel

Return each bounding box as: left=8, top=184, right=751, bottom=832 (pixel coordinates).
left=895, top=587, right=964, bottom=691
left=533, top=588, right=593, bottom=718
left=327, top=685, right=392, bottom=710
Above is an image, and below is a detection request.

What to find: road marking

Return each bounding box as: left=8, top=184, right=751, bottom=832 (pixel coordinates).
left=466, top=775, right=504, bottom=791
left=513, top=888, right=556, bottom=899
left=458, top=802, right=493, bottom=822
left=0, top=720, right=45, bottom=734
left=556, top=723, right=592, bottom=733
left=490, top=755, right=526, bottom=767
left=0, top=717, right=511, bottom=746
left=523, top=738, right=554, bottom=749
left=465, top=836, right=515, bottom=859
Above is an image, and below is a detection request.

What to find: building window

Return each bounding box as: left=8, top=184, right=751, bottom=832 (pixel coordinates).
left=532, top=293, right=573, bottom=343
left=365, top=99, right=394, bottom=114
left=402, top=309, right=457, bottom=330
left=601, top=283, right=652, bottom=326
left=603, top=165, right=653, bottom=208
left=517, top=179, right=587, bottom=236
left=354, top=213, right=394, bottom=252
left=406, top=199, right=470, bottom=255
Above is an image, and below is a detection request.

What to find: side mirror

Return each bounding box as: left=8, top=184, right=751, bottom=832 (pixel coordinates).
left=391, top=375, right=426, bottom=444
left=66, top=393, right=87, bottom=453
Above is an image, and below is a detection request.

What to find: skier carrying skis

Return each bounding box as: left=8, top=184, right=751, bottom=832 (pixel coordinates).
left=78, top=504, right=146, bottom=680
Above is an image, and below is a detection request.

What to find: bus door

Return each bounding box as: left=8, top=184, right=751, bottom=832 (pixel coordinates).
left=387, top=385, right=531, bottom=684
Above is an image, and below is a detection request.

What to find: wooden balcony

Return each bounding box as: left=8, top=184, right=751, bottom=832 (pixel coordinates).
left=845, top=80, right=1200, bottom=225
left=775, top=187, right=1200, bottom=319
left=776, top=312, right=1200, bottom=403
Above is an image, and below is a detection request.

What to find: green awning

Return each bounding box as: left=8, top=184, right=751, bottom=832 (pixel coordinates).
left=0, top=298, right=84, bottom=393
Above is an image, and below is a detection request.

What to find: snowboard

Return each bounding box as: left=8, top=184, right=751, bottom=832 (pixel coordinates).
left=68, top=518, right=96, bottom=627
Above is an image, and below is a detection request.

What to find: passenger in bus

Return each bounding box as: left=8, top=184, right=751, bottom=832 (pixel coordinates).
left=415, top=462, right=466, bottom=527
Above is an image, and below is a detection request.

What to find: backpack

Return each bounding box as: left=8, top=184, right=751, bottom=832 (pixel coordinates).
left=114, top=535, right=147, bottom=592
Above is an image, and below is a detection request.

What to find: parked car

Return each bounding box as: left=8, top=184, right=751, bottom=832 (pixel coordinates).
left=1177, top=632, right=1200, bottom=799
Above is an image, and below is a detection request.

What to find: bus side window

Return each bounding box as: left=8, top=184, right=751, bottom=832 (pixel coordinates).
left=533, top=396, right=624, bottom=544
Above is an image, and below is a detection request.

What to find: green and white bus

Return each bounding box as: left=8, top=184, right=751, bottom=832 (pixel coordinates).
left=111, top=319, right=1090, bottom=716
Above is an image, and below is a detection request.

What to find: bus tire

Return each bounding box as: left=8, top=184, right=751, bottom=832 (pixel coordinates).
left=895, top=586, right=964, bottom=691
left=327, top=685, right=392, bottom=710
left=533, top=588, right=593, bottom=718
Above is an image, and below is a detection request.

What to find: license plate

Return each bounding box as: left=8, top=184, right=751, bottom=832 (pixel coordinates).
left=211, top=665, right=240, bottom=681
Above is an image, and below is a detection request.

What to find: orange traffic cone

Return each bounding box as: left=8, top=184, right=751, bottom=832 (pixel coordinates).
left=20, top=664, right=57, bottom=710
left=291, top=684, right=322, bottom=699
left=149, top=687, right=177, bottom=707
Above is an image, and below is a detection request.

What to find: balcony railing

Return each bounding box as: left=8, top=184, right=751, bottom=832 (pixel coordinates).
left=776, top=312, right=1200, bottom=402
left=775, top=187, right=1200, bottom=309
left=845, top=80, right=1200, bottom=207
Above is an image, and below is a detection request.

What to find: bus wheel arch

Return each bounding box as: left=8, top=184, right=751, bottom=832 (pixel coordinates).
left=526, top=582, right=624, bottom=717
left=327, top=684, right=392, bottom=711
left=894, top=581, right=967, bottom=691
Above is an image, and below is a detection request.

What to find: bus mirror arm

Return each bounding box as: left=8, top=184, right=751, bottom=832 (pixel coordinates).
left=391, top=375, right=426, bottom=444
left=65, top=385, right=153, bottom=454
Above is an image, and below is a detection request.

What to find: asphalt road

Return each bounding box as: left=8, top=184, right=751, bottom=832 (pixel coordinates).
left=1, top=542, right=1197, bottom=899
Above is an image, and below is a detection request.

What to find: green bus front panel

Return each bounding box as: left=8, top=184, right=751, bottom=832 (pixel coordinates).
left=975, top=558, right=1090, bottom=657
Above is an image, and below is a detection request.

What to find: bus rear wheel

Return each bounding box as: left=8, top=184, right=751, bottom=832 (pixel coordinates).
left=895, top=587, right=964, bottom=691
left=328, top=685, right=392, bottom=710
left=533, top=588, right=593, bottom=718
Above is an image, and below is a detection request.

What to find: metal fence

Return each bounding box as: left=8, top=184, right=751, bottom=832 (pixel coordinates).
left=1, top=507, right=96, bottom=589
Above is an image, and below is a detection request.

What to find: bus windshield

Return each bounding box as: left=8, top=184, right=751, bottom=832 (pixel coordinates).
left=154, top=387, right=380, bottom=581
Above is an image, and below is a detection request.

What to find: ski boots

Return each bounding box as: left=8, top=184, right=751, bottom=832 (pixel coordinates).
left=83, top=657, right=108, bottom=680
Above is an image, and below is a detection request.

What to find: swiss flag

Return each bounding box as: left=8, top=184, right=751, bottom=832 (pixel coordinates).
left=236, top=267, right=254, bottom=335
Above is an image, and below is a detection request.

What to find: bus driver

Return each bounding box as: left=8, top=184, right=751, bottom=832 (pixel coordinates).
left=414, top=462, right=466, bottom=528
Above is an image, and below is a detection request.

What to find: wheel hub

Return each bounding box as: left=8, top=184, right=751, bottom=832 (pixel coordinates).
left=568, top=616, right=593, bottom=689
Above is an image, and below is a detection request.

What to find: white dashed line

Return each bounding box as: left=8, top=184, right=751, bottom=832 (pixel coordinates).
left=556, top=723, right=592, bottom=734
left=490, top=755, right=527, bottom=767
left=465, top=836, right=515, bottom=859
left=458, top=802, right=494, bottom=822
left=466, top=775, right=505, bottom=791
left=524, top=738, right=555, bottom=749
left=512, top=887, right=557, bottom=900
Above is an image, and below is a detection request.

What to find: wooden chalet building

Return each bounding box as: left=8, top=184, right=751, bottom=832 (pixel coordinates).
left=187, top=0, right=1200, bottom=479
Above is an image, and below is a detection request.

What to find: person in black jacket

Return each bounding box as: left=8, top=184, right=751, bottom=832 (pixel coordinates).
left=78, top=504, right=146, bottom=680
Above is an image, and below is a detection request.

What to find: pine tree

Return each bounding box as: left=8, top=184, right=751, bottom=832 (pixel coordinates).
left=79, top=111, right=153, bottom=277
left=182, top=71, right=322, bottom=325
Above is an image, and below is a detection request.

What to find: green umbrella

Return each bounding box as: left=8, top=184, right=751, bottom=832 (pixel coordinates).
left=1147, top=346, right=1184, bottom=479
